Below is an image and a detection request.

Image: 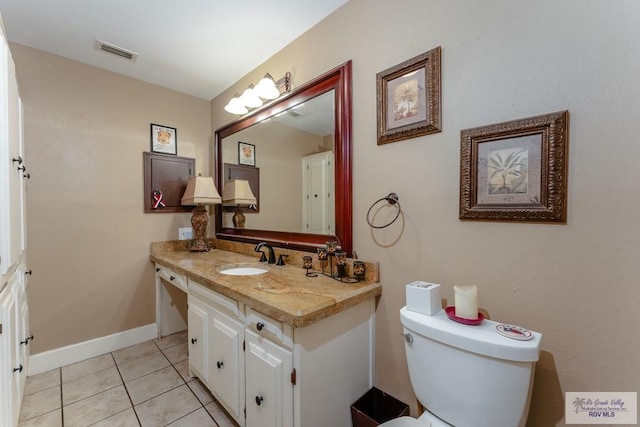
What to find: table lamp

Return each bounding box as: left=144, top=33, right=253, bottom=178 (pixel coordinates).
left=181, top=176, right=221, bottom=251
left=222, top=179, right=257, bottom=228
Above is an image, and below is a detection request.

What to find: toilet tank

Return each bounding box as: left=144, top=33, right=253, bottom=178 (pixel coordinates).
left=400, top=307, right=542, bottom=427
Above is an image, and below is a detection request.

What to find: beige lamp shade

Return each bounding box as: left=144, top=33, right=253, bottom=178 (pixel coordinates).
left=222, top=179, right=256, bottom=206
left=181, top=176, right=222, bottom=205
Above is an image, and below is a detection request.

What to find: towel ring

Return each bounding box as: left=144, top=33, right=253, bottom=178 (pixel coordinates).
left=366, top=193, right=401, bottom=229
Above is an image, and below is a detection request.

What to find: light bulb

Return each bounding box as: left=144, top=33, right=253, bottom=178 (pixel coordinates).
left=255, top=74, right=280, bottom=100
left=240, top=85, right=263, bottom=108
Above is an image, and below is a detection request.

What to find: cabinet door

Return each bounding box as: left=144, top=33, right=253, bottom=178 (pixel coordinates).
left=13, top=271, right=28, bottom=401
left=0, top=281, right=19, bottom=427
left=187, top=296, right=208, bottom=381
left=208, top=308, right=244, bottom=422
left=245, top=329, right=293, bottom=427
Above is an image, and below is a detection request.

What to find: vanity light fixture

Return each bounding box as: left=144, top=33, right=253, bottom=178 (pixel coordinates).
left=224, top=72, right=292, bottom=115
left=222, top=179, right=257, bottom=229
left=181, top=175, right=222, bottom=252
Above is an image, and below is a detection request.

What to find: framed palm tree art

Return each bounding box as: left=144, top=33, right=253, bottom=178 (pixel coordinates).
left=376, top=46, right=442, bottom=145
left=459, top=111, right=569, bottom=222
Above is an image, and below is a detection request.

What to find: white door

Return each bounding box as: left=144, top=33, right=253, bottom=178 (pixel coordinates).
left=187, top=296, right=208, bottom=381
left=208, top=308, right=244, bottom=423
left=302, top=151, right=334, bottom=235
left=245, top=329, right=293, bottom=427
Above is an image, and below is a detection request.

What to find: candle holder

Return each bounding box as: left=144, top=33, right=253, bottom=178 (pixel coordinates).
left=304, top=246, right=361, bottom=283
left=353, top=261, right=366, bottom=279
left=303, top=255, right=317, bottom=277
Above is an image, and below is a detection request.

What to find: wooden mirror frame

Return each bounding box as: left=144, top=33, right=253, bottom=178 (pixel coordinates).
left=214, top=61, right=353, bottom=255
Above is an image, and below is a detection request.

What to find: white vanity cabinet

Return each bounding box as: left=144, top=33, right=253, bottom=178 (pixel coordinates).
left=189, top=280, right=246, bottom=424
left=186, top=278, right=374, bottom=427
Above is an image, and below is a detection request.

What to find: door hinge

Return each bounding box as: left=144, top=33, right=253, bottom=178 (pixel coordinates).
left=243, top=340, right=245, bottom=351
left=0, top=323, right=3, bottom=334
left=291, top=368, right=297, bottom=385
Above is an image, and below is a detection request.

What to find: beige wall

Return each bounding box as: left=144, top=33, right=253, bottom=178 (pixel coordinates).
left=211, top=1, right=640, bottom=425
left=11, top=44, right=211, bottom=354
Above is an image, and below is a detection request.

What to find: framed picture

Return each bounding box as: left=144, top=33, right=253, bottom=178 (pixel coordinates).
left=238, top=142, right=256, bottom=166
left=459, top=110, right=569, bottom=222
left=150, top=123, right=177, bottom=155
left=376, top=46, right=442, bottom=145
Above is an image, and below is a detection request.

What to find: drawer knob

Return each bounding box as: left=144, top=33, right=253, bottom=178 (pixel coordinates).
left=25, top=270, right=32, bottom=275
left=14, top=364, right=23, bottom=373
left=155, top=267, right=160, bottom=272
left=255, top=395, right=264, bottom=406
left=217, top=361, right=224, bottom=369
left=170, top=276, right=175, bottom=281
left=256, top=322, right=265, bottom=331
left=191, top=338, right=197, bottom=344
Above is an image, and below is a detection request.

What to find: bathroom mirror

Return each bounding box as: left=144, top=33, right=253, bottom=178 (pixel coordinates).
left=215, top=61, right=352, bottom=255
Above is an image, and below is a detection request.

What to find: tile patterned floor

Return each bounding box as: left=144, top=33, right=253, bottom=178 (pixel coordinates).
left=18, top=331, right=239, bottom=427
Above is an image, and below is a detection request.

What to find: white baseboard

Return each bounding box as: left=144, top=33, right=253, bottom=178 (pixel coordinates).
left=28, top=323, right=158, bottom=376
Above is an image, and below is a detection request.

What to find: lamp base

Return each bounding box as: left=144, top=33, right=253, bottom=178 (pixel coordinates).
left=232, top=208, right=246, bottom=228
left=190, top=204, right=211, bottom=252
left=189, top=240, right=210, bottom=252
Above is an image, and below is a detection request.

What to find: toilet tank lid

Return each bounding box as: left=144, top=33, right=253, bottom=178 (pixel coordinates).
left=400, top=307, right=542, bottom=362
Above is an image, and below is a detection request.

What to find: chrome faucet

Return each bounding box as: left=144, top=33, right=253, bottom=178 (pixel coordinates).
left=255, top=242, right=276, bottom=264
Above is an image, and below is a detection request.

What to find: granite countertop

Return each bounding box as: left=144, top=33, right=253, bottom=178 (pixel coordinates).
left=150, top=245, right=381, bottom=328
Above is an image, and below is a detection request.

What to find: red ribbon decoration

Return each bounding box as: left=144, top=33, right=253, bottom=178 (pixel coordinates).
left=152, top=190, right=166, bottom=209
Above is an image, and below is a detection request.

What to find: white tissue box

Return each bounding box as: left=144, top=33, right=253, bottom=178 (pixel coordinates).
left=406, top=281, right=442, bottom=316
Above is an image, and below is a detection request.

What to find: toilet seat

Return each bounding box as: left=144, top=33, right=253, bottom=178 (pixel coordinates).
left=379, top=416, right=427, bottom=427
left=379, top=410, right=451, bottom=427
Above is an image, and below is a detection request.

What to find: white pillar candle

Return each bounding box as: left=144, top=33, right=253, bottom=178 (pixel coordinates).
left=454, top=285, right=478, bottom=320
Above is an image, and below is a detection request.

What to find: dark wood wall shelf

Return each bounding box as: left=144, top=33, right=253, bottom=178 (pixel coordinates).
left=143, top=152, right=195, bottom=213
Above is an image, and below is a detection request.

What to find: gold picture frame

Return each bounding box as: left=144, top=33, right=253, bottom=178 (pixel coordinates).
left=376, top=46, right=442, bottom=145
left=459, top=110, right=569, bottom=222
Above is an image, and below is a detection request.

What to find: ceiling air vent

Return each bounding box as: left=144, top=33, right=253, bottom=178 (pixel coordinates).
left=95, top=40, right=138, bottom=62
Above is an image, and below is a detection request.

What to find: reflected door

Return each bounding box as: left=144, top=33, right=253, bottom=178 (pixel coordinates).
left=302, top=151, right=334, bottom=234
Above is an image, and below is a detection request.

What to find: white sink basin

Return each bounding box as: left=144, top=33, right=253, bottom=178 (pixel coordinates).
left=218, top=265, right=268, bottom=276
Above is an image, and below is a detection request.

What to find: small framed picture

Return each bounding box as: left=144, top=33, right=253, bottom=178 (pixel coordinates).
left=459, top=110, right=569, bottom=222
left=376, top=46, right=442, bottom=145
left=150, top=123, right=177, bottom=155
left=238, top=142, right=256, bottom=166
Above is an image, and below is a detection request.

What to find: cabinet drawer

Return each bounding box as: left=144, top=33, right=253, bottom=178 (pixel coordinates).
left=155, top=264, right=187, bottom=292
left=247, top=308, right=292, bottom=349
left=189, top=279, right=242, bottom=320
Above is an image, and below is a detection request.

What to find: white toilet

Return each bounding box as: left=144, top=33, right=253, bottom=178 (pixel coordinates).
left=380, top=307, right=542, bottom=427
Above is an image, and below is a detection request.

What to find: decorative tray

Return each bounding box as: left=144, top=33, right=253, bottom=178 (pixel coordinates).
left=445, top=306, right=484, bottom=325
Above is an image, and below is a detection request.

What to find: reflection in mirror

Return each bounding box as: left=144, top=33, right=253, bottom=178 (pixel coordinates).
left=221, top=90, right=335, bottom=234
left=215, top=61, right=352, bottom=255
